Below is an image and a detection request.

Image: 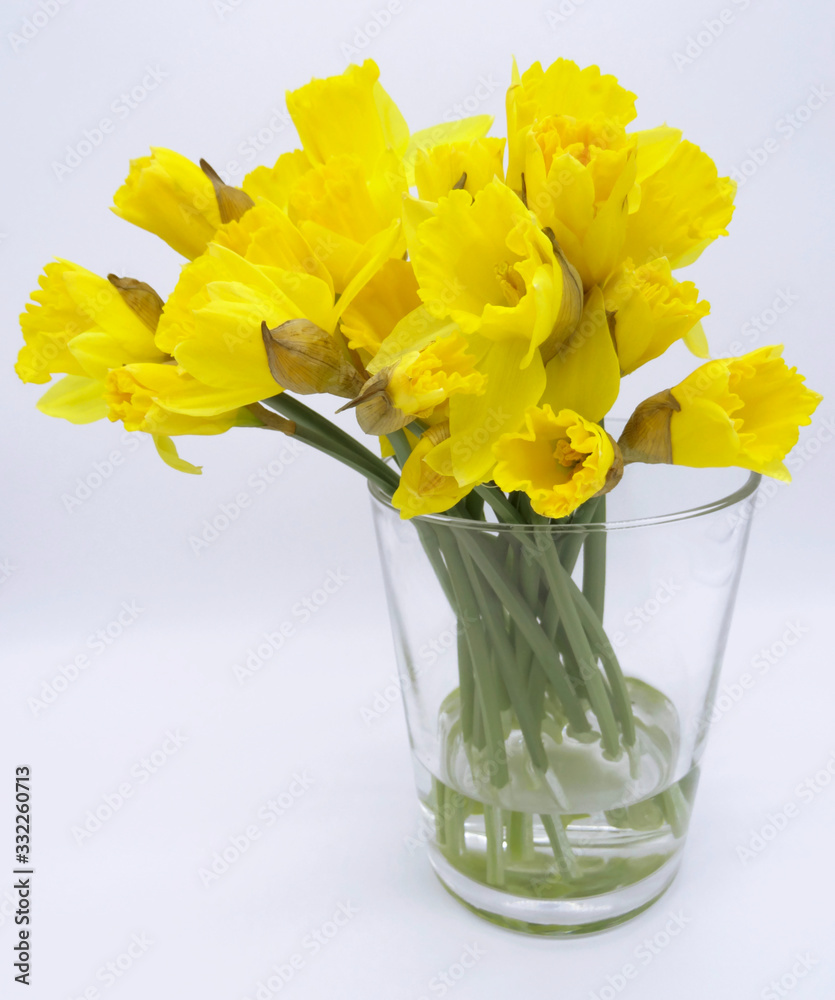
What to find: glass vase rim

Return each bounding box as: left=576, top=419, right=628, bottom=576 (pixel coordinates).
left=368, top=469, right=762, bottom=533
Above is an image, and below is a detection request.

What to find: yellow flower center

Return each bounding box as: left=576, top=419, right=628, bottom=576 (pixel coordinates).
left=103, top=368, right=152, bottom=431
left=533, top=115, right=622, bottom=172
left=553, top=438, right=585, bottom=468
left=495, top=261, right=526, bottom=307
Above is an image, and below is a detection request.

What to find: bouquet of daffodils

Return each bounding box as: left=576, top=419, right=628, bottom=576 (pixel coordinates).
left=17, top=58, right=822, bottom=908
left=17, top=57, right=818, bottom=509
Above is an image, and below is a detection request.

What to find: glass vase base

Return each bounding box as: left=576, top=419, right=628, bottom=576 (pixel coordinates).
left=428, top=844, right=682, bottom=936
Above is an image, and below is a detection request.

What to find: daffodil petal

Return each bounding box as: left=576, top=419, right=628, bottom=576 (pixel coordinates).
left=36, top=375, right=107, bottom=423
left=153, top=434, right=202, bottom=474
left=541, top=287, right=619, bottom=422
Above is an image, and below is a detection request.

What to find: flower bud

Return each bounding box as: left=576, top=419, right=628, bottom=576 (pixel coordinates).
left=107, top=274, right=165, bottom=331
left=336, top=366, right=412, bottom=434
left=200, top=159, right=255, bottom=224
left=261, top=319, right=364, bottom=398
left=617, top=389, right=679, bottom=465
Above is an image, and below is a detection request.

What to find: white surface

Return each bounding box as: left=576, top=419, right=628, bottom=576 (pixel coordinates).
left=1, top=0, right=834, bottom=996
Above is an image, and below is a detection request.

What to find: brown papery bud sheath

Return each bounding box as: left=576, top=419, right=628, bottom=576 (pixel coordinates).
left=336, top=367, right=412, bottom=435
left=262, top=320, right=365, bottom=398
left=107, top=274, right=165, bottom=331
left=200, top=159, right=255, bottom=224
left=618, top=389, right=680, bottom=465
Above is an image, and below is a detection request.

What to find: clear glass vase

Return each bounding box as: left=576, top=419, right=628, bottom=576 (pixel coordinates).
left=370, top=460, right=760, bottom=935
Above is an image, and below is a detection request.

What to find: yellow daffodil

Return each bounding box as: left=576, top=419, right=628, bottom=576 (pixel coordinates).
left=540, top=287, right=620, bottom=421
left=338, top=258, right=421, bottom=357
left=366, top=178, right=585, bottom=485
left=506, top=58, right=637, bottom=194
left=16, top=260, right=260, bottom=473
left=288, top=152, right=406, bottom=254
left=17, top=259, right=166, bottom=398
left=506, top=57, right=735, bottom=286
left=342, top=331, right=485, bottom=434
left=244, top=147, right=405, bottom=293
left=20, top=56, right=820, bottom=496
left=408, top=179, right=581, bottom=363
left=424, top=335, right=547, bottom=485
left=284, top=59, right=409, bottom=173
left=155, top=244, right=331, bottom=413
left=243, top=149, right=312, bottom=213
left=602, top=257, right=710, bottom=373
left=619, top=346, right=822, bottom=480
left=392, top=422, right=481, bottom=518
left=494, top=405, right=620, bottom=518
left=243, top=61, right=493, bottom=292
left=521, top=114, right=638, bottom=289
left=112, top=149, right=253, bottom=259
left=156, top=202, right=399, bottom=415
left=414, top=138, right=506, bottom=202
left=622, top=139, right=736, bottom=269
left=104, top=364, right=248, bottom=436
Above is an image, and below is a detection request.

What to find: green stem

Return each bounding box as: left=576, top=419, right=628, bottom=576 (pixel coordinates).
left=526, top=539, right=622, bottom=758
left=260, top=394, right=399, bottom=494
left=435, top=531, right=508, bottom=788
left=457, top=623, right=475, bottom=743
left=565, top=576, right=636, bottom=747
left=507, top=811, right=534, bottom=862
left=460, top=546, right=549, bottom=773
left=455, top=532, right=591, bottom=735
left=583, top=495, right=607, bottom=619
left=385, top=429, right=412, bottom=469
left=539, top=813, right=581, bottom=881
left=434, top=777, right=447, bottom=849
left=474, top=486, right=526, bottom=524
left=484, top=805, right=506, bottom=886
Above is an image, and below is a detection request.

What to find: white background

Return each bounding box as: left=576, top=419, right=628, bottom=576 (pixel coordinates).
left=1, top=0, right=834, bottom=996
